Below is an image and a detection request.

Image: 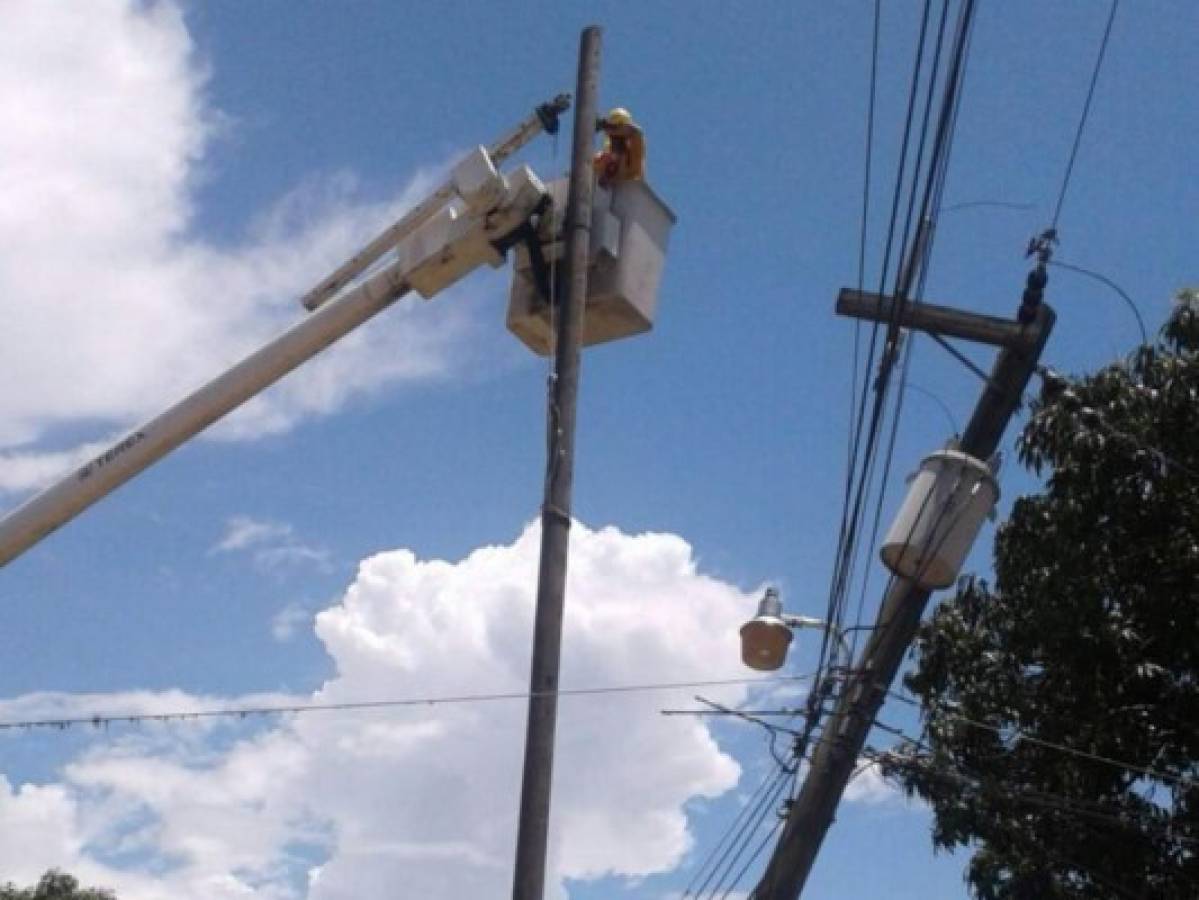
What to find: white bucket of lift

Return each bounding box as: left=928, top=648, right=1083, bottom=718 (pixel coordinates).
left=880, top=449, right=999, bottom=589
left=506, top=178, right=676, bottom=355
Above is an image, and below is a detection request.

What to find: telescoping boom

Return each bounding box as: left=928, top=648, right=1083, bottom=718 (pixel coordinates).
left=0, top=96, right=570, bottom=569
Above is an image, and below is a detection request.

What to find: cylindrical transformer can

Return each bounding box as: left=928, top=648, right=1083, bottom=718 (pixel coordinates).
left=880, top=449, right=999, bottom=589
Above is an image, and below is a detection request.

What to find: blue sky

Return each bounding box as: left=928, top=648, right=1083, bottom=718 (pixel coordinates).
left=0, top=1, right=1194, bottom=897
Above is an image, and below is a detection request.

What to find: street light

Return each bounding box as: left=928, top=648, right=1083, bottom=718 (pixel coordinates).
left=739, top=587, right=850, bottom=672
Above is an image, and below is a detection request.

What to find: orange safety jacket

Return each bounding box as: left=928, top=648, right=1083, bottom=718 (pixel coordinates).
left=593, top=125, right=645, bottom=186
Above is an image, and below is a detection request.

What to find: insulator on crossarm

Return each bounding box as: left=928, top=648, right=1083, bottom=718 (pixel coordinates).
left=1019, top=265, right=1048, bottom=324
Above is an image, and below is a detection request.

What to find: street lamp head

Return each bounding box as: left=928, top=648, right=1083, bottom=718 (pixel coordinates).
left=740, top=587, right=794, bottom=671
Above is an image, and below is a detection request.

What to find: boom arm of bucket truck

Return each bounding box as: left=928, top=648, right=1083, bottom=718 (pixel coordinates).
left=0, top=97, right=569, bottom=569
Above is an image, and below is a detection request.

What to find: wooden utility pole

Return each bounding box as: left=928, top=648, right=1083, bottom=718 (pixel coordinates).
left=511, top=25, right=602, bottom=900
left=753, top=290, right=1055, bottom=899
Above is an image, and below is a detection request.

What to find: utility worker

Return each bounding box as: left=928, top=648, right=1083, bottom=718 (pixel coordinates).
left=593, top=107, right=646, bottom=188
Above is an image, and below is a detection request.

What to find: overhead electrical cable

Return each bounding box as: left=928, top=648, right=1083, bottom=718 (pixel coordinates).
left=940, top=199, right=1035, bottom=213
left=846, top=0, right=978, bottom=661
left=868, top=746, right=1199, bottom=848
left=718, top=801, right=791, bottom=900
left=863, top=719, right=1197, bottom=850
left=848, top=335, right=917, bottom=660
left=701, top=756, right=801, bottom=899
left=820, top=0, right=937, bottom=685
left=682, top=757, right=795, bottom=898
left=1047, top=259, right=1147, bottom=344
left=848, top=0, right=883, bottom=479
left=881, top=689, right=1199, bottom=789
left=833, top=0, right=977, bottom=674
left=903, top=383, right=959, bottom=436
left=0, top=675, right=810, bottom=734
left=1051, top=0, right=1120, bottom=230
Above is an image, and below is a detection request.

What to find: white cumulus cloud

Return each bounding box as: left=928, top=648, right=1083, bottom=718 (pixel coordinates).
left=0, top=521, right=771, bottom=898
left=843, top=758, right=905, bottom=806
left=212, top=515, right=332, bottom=576
left=212, top=515, right=295, bottom=553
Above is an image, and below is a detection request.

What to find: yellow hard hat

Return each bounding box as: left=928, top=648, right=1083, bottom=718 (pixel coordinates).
left=606, top=107, right=634, bottom=127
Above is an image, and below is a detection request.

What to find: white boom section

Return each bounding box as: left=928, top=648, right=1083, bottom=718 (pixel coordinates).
left=300, top=94, right=569, bottom=312
left=0, top=157, right=549, bottom=569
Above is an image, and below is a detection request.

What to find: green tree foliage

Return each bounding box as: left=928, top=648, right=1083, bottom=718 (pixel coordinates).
left=0, top=870, right=116, bottom=900
left=886, top=290, right=1199, bottom=899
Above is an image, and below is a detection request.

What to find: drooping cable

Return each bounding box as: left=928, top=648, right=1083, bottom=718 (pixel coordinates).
left=869, top=718, right=1199, bottom=839
left=1047, top=259, right=1147, bottom=345
left=881, top=689, right=1199, bottom=789
left=868, top=744, right=1199, bottom=848
left=902, top=383, right=960, bottom=436
left=0, top=675, right=810, bottom=733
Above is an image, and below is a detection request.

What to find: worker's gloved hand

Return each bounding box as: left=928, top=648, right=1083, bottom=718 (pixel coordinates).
left=595, top=117, right=611, bottom=132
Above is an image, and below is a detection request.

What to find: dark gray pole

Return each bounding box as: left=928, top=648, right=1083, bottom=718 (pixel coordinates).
left=511, top=25, right=601, bottom=900
left=753, top=302, right=1055, bottom=899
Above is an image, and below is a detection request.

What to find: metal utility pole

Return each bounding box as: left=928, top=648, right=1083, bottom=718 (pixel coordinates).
left=512, top=25, right=601, bottom=900
left=753, top=287, right=1055, bottom=898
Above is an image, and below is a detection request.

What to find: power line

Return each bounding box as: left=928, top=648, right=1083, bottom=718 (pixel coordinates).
left=940, top=199, right=1035, bottom=214
left=848, top=0, right=883, bottom=481
left=866, top=718, right=1198, bottom=849
left=0, top=675, right=809, bottom=734
left=921, top=348, right=1199, bottom=485
left=903, top=382, right=959, bottom=435
left=912, top=356, right=1199, bottom=483
left=826, top=0, right=938, bottom=684
left=869, top=745, right=1199, bottom=848
left=683, top=756, right=794, bottom=898
left=1047, top=258, right=1147, bottom=344
left=1051, top=0, right=1119, bottom=230
left=869, top=747, right=1199, bottom=846
left=748, top=7, right=986, bottom=891
left=693, top=696, right=804, bottom=738
left=720, top=808, right=788, bottom=900
left=674, top=699, right=823, bottom=897
left=881, top=688, right=1198, bottom=789
left=848, top=333, right=916, bottom=660
left=832, top=0, right=978, bottom=684
left=847, top=0, right=980, bottom=657
left=697, top=757, right=800, bottom=899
